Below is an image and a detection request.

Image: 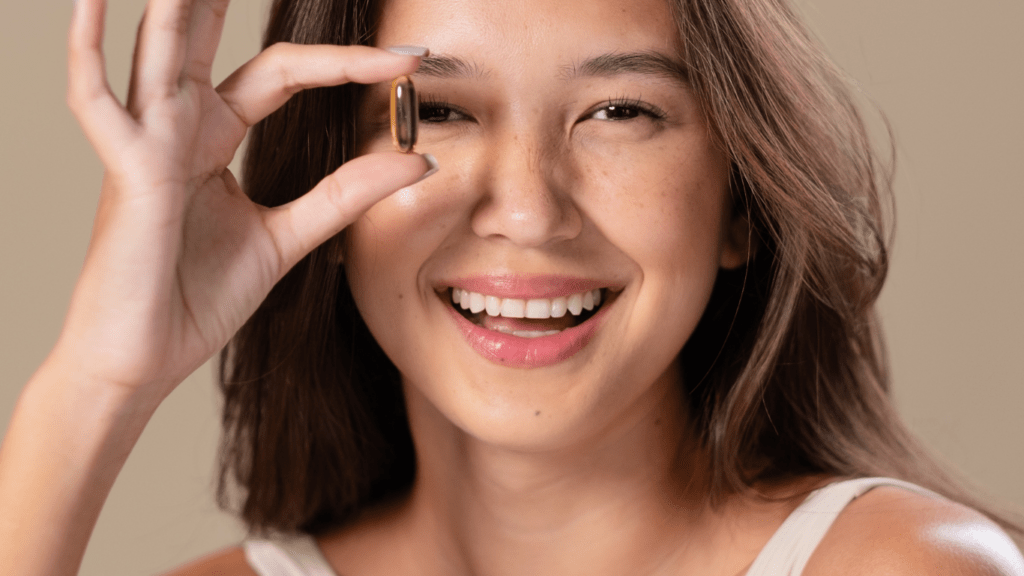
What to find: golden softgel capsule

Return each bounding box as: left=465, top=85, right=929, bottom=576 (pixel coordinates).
left=390, top=76, right=418, bottom=152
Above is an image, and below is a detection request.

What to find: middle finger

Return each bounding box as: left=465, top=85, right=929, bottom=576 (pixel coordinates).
left=182, top=0, right=232, bottom=83
left=131, top=0, right=195, bottom=105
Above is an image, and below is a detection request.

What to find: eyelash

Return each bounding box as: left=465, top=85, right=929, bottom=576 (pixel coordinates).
left=418, top=96, right=467, bottom=123
left=589, top=97, right=667, bottom=122
left=417, top=95, right=667, bottom=124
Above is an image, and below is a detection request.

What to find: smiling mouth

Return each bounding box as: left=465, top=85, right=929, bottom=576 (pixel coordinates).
left=448, top=287, right=613, bottom=338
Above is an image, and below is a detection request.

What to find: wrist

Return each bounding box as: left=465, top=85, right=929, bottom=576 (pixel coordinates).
left=0, top=349, right=162, bottom=575
left=27, top=346, right=163, bottom=430
left=43, top=334, right=173, bottom=416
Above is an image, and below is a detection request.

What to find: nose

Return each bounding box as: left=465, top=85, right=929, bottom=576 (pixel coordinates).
left=469, top=131, right=583, bottom=248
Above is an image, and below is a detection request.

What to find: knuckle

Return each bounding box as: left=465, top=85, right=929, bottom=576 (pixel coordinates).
left=198, top=0, right=230, bottom=19
left=152, top=4, right=193, bottom=37
left=66, top=69, right=87, bottom=109
left=263, top=43, right=301, bottom=94
left=66, top=83, right=98, bottom=117
left=324, top=175, right=360, bottom=218
left=262, top=41, right=293, bottom=65
left=220, top=95, right=250, bottom=126
left=66, top=90, right=81, bottom=114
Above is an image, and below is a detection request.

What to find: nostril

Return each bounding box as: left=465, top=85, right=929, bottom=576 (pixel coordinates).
left=468, top=164, right=584, bottom=247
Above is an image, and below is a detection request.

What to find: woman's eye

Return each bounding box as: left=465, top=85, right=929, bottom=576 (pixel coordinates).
left=586, top=99, right=665, bottom=122
left=591, top=105, right=642, bottom=121
left=419, top=102, right=469, bottom=123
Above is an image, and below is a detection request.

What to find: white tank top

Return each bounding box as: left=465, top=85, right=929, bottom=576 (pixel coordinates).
left=242, top=477, right=939, bottom=576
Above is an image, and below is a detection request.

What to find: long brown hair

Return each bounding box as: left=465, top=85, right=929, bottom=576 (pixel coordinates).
left=218, top=0, right=1019, bottom=535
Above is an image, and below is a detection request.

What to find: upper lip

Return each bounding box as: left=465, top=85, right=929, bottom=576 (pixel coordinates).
left=437, top=274, right=624, bottom=299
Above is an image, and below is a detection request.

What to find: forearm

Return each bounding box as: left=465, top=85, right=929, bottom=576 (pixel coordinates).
left=0, top=352, right=158, bottom=576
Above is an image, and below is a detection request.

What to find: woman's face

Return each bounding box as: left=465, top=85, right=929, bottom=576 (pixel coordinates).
left=347, top=0, right=746, bottom=449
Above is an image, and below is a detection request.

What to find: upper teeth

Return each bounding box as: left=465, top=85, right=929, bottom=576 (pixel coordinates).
left=451, top=288, right=603, bottom=319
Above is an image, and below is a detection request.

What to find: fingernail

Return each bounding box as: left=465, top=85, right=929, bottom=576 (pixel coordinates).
left=414, top=153, right=439, bottom=183
left=388, top=45, right=430, bottom=57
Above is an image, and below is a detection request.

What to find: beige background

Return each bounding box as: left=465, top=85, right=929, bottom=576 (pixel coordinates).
left=1, top=1, right=1021, bottom=574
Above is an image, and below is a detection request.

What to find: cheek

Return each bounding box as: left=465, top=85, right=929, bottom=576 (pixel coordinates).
left=350, top=187, right=451, bottom=255
left=344, top=186, right=445, bottom=344
left=343, top=158, right=481, bottom=354
left=579, top=139, right=731, bottom=271
left=581, top=138, right=731, bottom=356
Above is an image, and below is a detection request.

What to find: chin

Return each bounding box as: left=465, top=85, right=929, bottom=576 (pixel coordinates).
left=401, top=351, right=683, bottom=455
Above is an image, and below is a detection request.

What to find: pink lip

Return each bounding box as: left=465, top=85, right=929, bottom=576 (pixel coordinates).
left=443, top=274, right=613, bottom=299
left=443, top=291, right=613, bottom=369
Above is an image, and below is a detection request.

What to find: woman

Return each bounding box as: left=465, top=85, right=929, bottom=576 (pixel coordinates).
left=1, top=0, right=1021, bottom=574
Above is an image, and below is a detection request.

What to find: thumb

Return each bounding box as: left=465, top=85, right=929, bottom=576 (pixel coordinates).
left=262, top=151, right=438, bottom=273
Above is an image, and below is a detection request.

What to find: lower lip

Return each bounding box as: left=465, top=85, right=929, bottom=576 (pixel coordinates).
left=444, top=297, right=611, bottom=369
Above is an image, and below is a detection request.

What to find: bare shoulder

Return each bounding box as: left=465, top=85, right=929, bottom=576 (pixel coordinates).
left=804, top=486, right=1024, bottom=576
left=157, top=545, right=257, bottom=576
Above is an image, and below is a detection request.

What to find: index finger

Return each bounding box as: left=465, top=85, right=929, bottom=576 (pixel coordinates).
left=216, top=43, right=427, bottom=127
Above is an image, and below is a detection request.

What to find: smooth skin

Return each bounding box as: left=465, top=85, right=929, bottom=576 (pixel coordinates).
left=1, top=0, right=1021, bottom=576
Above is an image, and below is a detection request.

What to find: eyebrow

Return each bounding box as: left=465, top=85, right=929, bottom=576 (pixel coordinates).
left=415, top=51, right=689, bottom=83
left=562, top=51, right=690, bottom=83
left=417, top=55, right=491, bottom=79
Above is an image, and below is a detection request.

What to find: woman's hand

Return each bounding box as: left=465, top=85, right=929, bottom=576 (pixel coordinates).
left=0, top=1, right=432, bottom=573
left=61, top=0, right=433, bottom=403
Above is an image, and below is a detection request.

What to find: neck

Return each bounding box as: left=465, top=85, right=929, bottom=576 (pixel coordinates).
left=398, top=365, right=715, bottom=576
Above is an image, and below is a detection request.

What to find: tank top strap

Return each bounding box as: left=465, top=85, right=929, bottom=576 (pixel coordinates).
left=241, top=478, right=940, bottom=576
left=745, top=477, right=942, bottom=576
left=243, top=534, right=340, bottom=576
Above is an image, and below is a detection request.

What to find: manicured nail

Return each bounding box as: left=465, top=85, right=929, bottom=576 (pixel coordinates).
left=414, top=153, right=439, bottom=183
left=388, top=45, right=430, bottom=57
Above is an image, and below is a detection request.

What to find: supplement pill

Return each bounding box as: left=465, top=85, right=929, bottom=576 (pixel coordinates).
left=390, top=76, right=418, bottom=152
